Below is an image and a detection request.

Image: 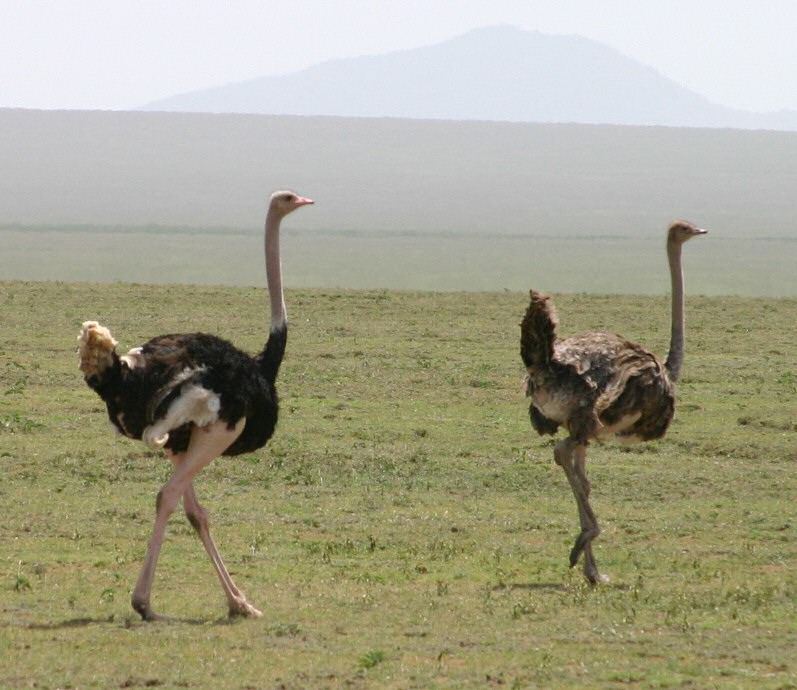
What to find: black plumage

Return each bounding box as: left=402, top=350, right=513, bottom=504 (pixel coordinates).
left=84, top=330, right=282, bottom=456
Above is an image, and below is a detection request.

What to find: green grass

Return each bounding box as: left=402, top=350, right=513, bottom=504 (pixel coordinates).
left=1, top=226, right=796, bottom=296
left=1, top=280, right=796, bottom=689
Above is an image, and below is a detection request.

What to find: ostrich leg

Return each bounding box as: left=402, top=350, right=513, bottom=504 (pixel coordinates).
left=178, top=472, right=262, bottom=618
left=553, top=438, right=607, bottom=584
left=131, top=419, right=245, bottom=620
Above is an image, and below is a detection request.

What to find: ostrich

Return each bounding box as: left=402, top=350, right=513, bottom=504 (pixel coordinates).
left=519, top=221, right=706, bottom=584
left=77, top=190, right=313, bottom=620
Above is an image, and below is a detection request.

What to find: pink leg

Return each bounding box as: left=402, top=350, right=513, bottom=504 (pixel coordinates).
left=131, top=419, right=246, bottom=621
left=181, top=476, right=262, bottom=617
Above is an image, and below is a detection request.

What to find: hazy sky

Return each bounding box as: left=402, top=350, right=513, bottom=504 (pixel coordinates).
left=3, top=0, right=797, bottom=113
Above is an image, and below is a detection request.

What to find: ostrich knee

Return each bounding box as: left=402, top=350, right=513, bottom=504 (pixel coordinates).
left=553, top=439, right=572, bottom=468
left=155, top=484, right=183, bottom=518
left=186, top=505, right=210, bottom=535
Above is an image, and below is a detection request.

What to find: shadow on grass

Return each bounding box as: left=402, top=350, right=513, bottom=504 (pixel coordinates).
left=494, top=581, right=633, bottom=592
left=24, top=614, right=235, bottom=630
left=493, top=582, right=566, bottom=592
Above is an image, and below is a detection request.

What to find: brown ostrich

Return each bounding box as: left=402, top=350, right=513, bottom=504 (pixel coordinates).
left=78, top=190, right=313, bottom=620
left=520, top=221, right=706, bottom=584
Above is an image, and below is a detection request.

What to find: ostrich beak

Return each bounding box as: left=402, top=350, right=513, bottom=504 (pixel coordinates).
left=294, top=196, right=314, bottom=206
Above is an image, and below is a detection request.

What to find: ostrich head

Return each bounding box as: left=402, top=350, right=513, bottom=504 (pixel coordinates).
left=668, top=220, right=708, bottom=244
left=269, top=190, right=314, bottom=218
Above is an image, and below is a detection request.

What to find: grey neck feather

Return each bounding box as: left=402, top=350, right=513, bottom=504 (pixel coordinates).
left=265, top=207, right=286, bottom=332
left=664, top=239, right=685, bottom=383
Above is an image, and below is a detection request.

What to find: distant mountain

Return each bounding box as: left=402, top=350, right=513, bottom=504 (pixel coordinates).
left=141, top=25, right=797, bottom=130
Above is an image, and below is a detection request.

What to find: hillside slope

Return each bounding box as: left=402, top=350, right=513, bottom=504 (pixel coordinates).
left=3, top=107, right=797, bottom=236
left=141, top=25, right=797, bottom=130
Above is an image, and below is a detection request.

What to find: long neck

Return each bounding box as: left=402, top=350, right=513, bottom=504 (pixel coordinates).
left=664, top=239, right=685, bottom=383
left=258, top=206, right=288, bottom=385
left=265, top=207, right=286, bottom=332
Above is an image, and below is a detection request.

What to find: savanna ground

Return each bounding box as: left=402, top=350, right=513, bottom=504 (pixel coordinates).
left=1, top=280, right=795, bottom=689
left=2, top=226, right=795, bottom=297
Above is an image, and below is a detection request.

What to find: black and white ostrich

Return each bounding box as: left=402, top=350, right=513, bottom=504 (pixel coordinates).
left=78, top=190, right=313, bottom=620
left=520, top=221, right=706, bottom=584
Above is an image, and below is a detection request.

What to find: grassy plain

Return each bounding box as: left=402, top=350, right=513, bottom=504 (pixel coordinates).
left=3, top=226, right=795, bottom=296
left=1, top=280, right=796, bottom=689
left=4, top=109, right=797, bottom=297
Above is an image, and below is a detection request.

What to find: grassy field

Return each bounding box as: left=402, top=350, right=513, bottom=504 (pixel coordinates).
left=4, top=109, right=797, bottom=297
left=1, top=280, right=796, bottom=688
left=2, top=226, right=795, bottom=296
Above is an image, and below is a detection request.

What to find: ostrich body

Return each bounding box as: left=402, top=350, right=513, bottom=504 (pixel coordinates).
left=520, top=221, right=706, bottom=584
left=78, top=190, right=313, bottom=620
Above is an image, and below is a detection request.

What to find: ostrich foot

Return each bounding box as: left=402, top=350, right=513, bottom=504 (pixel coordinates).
left=132, top=596, right=167, bottom=622
left=569, top=531, right=608, bottom=585
left=228, top=597, right=263, bottom=619
left=583, top=567, right=610, bottom=585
